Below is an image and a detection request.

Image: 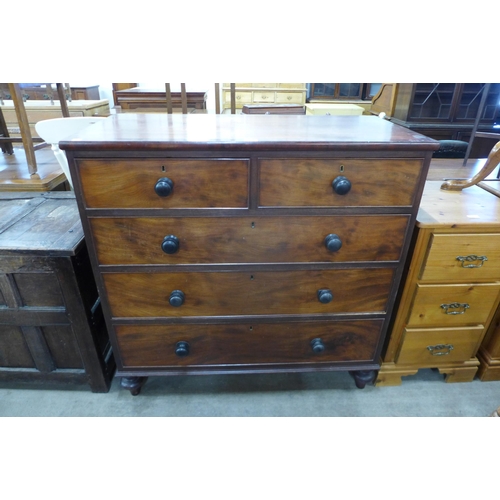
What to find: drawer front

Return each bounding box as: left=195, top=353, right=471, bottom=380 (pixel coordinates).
left=77, top=159, right=249, bottom=209
left=90, top=215, right=409, bottom=265
left=407, top=283, right=500, bottom=328
left=230, top=92, right=252, bottom=104
left=275, top=92, right=303, bottom=104
left=252, top=92, right=275, bottom=103
left=103, top=268, right=394, bottom=318
left=420, top=233, right=500, bottom=282
left=115, top=319, right=384, bottom=367
left=397, top=325, right=484, bottom=365
left=259, top=158, right=422, bottom=207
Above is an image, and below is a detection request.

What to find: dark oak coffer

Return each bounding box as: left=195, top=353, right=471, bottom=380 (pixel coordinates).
left=60, top=114, right=439, bottom=395
left=0, top=192, right=114, bottom=392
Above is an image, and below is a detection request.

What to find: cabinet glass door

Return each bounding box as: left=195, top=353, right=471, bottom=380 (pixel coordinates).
left=409, top=83, right=456, bottom=120
left=456, top=83, right=500, bottom=122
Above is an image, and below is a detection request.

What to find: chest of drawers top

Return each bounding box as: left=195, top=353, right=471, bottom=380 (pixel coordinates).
left=59, top=114, right=438, bottom=154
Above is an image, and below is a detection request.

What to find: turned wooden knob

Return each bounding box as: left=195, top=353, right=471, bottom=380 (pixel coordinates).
left=332, top=176, right=351, bottom=195
left=317, top=289, right=333, bottom=304
left=325, top=234, right=342, bottom=252
left=169, top=290, right=185, bottom=307
left=175, top=341, right=190, bottom=357
left=161, top=235, right=180, bottom=254
left=155, top=177, right=174, bottom=197
left=310, top=338, right=325, bottom=353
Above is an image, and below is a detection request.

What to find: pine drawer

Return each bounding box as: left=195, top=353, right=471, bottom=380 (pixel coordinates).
left=397, top=325, right=485, bottom=366
left=419, top=233, right=500, bottom=282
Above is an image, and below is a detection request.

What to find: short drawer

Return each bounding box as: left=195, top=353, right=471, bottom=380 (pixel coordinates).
left=229, top=92, right=252, bottom=104
left=89, top=215, right=409, bottom=265
left=115, top=319, right=384, bottom=368
left=77, top=158, right=249, bottom=209
left=420, top=233, right=500, bottom=282
left=407, top=282, right=500, bottom=328
left=396, top=325, right=485, bottom=366
left=103, top=268, right=394, bottom=318
left=252, top=92, right=275, bottom=103
left=275, top=92, right=303, bottom=104
left=259, top=158, right=423, bottom=207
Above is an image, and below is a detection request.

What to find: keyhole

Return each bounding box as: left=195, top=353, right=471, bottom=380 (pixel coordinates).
left=161, top=165, right=166, bottom=172
left=250, top=275, right=254, bottom=280
left=340, top=165, right=345, bottom=173
left=251, top=222, right=255, bottom=228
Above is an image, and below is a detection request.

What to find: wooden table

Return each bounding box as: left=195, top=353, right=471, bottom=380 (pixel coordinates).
left=115, top=87, right=207, bottom=112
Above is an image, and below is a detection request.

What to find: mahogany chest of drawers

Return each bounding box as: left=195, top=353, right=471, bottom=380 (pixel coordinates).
left=60, top=114, right=438, bottom=395
left=377, top=181, right=500, bottom=385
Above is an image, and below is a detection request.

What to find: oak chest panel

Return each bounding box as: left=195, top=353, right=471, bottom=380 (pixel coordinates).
left=0, top=192, right=114, bottom=392
left=60, top=114, right=438, bottom=395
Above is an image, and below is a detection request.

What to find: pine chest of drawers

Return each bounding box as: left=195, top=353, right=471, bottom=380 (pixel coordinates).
left=60, top=114, right=438, bottom=395
left=377, top=181, right=500, bottom=385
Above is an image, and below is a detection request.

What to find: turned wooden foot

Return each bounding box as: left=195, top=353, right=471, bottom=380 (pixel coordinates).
left=121, top=376, right=148, bottom=396
left=349, top=370, right=377, bottom=389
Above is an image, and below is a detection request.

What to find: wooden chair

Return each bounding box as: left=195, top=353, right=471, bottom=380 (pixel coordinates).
left=0, top=83, right=70, bottom=179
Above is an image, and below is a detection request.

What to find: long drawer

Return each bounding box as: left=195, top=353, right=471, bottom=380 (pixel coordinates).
left=407, top=282, right=500, bottom=327
left=77, top=158, right=250, bottom=209
left=90, top=215, right=409, bottom=265
left=103, top=268, right=395, bottom=318
left=115, top=319, right=384, bottom=368
left=259, top=158, right=423, bottom=207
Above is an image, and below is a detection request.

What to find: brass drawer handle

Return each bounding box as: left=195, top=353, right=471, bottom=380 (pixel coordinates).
left=427, top=344, right=454, bottom=356
left=456, top=255, right=488, bottom=268
left=440, top=302, right=470, bottom=315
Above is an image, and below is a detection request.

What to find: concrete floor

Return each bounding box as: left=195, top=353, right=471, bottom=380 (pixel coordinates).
left=1, top=368, right=499, bottom=417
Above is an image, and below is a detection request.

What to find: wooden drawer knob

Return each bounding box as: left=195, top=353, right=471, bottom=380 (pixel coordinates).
left=161, top=235, right=180, bottom=254
left=175, top=341, right=190, bottom=357
left=332, top=175, right=351, bottom=195
left=317, top=289, right=333, bottom=304
left=310, top=338, right=325, bottom=353
left=325, top=234, right=342, bottom=252
left=154, top=177, right=174, bottom=197
left=169, top=290, right=185, bottom=307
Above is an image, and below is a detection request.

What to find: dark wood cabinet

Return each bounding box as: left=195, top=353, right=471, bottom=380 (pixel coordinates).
left=60, top=114, right=438, bottom=395
left=0, top=192, right=114, bottom=392
left=391, top=83, right=500, bottom=156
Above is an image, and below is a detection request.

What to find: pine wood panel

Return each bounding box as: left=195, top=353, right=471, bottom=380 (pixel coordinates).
left=89, top=215, right=409, bottom=265
left=77, top=158, right=249, bottom=209
left=115, top=319, right=383, bottom=367
left=259, top=158, right=422, bottom=207
left=103, top=268, right=395, bottom=318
